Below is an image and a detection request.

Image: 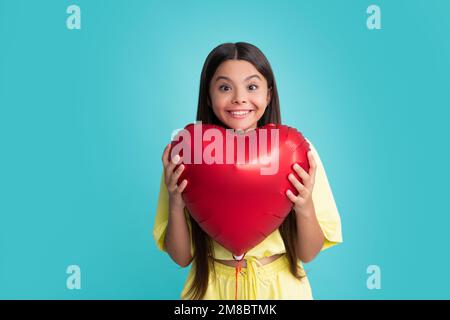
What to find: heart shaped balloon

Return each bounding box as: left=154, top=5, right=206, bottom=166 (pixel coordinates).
left=169, top=122, right=310, bottom=258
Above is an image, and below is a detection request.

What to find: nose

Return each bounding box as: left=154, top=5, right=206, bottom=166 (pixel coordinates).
left=232, top=88, right=247, bottom=105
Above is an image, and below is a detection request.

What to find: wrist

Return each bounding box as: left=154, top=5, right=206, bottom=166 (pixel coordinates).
left=169, top=198, right=185, bottom=212
left=293, top=201, right=315, bottom=219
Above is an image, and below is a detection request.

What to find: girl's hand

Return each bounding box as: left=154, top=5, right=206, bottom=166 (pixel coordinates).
left=162, top=143, right=188, bottom=210
left=285, top=150, right=317, bottom=217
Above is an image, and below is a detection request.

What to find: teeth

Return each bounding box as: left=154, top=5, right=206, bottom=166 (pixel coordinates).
left=230, top=111, right=250, bottom=116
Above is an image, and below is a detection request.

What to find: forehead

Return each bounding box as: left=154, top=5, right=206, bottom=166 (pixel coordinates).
left=213, top=60, right=265, bottom=81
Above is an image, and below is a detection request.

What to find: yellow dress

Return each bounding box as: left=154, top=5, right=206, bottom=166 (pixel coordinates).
left=153, top=138, right=343, bottom=299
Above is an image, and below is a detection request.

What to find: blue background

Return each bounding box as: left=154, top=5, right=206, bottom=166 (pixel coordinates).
left=1, top=0, right=449, bottom=299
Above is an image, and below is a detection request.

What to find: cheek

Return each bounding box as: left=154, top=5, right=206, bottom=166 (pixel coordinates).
left=256, top=107, right=268, bottom=117
left=211, top=95, right=230, bottom=111
left=251, top=95, right=269, bottom=109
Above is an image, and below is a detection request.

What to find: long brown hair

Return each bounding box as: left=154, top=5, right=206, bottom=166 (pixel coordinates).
left=183, top=42, right=303, bottom=300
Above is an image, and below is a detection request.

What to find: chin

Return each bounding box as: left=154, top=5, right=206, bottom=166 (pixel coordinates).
left=225, top=122, right=252, bottom=131
left=221, top=117, right=256, bottom=131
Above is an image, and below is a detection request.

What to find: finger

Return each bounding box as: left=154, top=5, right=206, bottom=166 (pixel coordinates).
left=177, top=179, right=188, bottom=193
left=288, top=173, right=307, bottom=197
left=166, top=153, right=181, bottom=176
left=285, top=189, right=298, bottom=203
left=293, top=163, right=312, bottom=190
left=307, top=151, right=317, bottom=184
left=161, top=143, right=171, bottom=168
left=169, top=163, right=185, bottom=188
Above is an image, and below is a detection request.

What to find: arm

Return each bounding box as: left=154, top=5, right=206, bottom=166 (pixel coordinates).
left=294, top=202, right=324, bottom=263
left=286, top=150, right=324, bottom=263
left=161, top=144, right=193, bottom=268
left=164, top=203, right=193, bottom=267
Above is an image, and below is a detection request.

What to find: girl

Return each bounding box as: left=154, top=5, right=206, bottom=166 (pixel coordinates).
left=153, top=42, right=342, bottom=300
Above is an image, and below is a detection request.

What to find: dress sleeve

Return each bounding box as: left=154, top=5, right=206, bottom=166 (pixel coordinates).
left=306, top=139, right=343, bottom=251
left=152, top=171, right=194, bottom=256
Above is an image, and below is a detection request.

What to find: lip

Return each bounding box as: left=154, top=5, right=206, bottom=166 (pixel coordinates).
left=227, top=110, right=254, bottom=120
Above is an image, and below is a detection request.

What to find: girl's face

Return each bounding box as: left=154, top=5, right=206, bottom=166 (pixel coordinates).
left=208, top=60, right=272, bottom=132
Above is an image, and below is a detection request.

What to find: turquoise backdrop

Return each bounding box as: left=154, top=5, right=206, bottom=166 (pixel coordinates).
left=1, top=0, right=449, bottom=299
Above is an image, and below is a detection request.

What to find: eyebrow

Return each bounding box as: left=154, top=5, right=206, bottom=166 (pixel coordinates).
left=214, top=74, right=262, bottom=82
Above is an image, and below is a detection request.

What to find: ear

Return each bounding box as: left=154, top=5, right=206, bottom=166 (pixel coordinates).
left=266, top=86, right=272, bottom=105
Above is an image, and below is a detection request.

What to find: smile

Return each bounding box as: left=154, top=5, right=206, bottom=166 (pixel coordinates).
left=227, top=110, right=253, bottom=119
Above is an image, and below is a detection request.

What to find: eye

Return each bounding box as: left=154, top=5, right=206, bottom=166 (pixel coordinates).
left=219, top=85, right=231, bottom=92
left=248, top=84, right=258, bottom=91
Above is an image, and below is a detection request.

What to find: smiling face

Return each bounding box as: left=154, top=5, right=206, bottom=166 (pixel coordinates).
left=208, top=60, right=272, bottom=132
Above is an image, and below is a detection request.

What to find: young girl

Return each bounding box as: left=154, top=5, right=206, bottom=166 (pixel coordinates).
left=153, top=42, right=342, bottom=300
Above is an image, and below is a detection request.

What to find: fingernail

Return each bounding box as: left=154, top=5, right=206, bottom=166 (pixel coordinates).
left=294, top=163, right=300, bottom=169
left=172, top=155, right=180, bottom=163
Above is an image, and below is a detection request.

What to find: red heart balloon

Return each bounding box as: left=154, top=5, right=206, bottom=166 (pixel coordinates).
left=169, top=123, right=310, bottom=257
